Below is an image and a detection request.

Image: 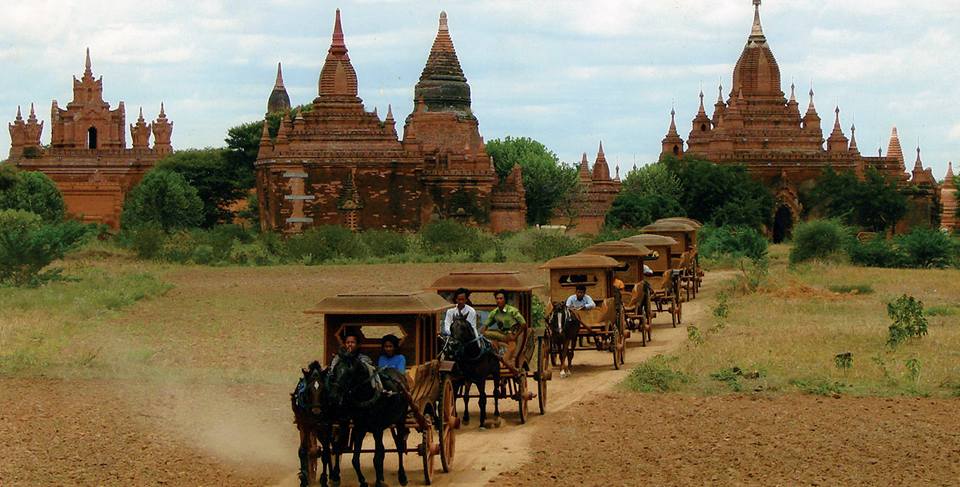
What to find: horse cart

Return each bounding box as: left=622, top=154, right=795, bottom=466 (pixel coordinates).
left=642, top=220, right=701, bottom=300
left=581, top=240, right=657, bottom=345
left=541, top=253, right=627, bottom=370
left=622, top=234, right=683, bottom=326
left=429, top=272, right=549, bottom=421
left=304, top=292, right=459, bottom=485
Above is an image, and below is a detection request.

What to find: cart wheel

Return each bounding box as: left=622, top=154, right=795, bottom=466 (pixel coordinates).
left=438, top=377, right=456, bottom=473
left=517, top=375, right=529, bottom=424
left=671, top=297, right=678, bottom=327
left=612, top=330, right=621, bottom=370
left=619, top=328, right=626, bottom=366
left=677, top=299, right=683, bottom=325
left=421, top=421, right=436, bottom=485
left=536, top=337, right=548, bottom=415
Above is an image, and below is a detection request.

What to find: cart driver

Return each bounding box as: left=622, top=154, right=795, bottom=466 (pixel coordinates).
left=442, top=287, right=479, bottom=338
left=331, top=330, right=373, bottom=369
left=482, top=289, right=526, bottom=361
left=566, top=284, right=596, bottom=311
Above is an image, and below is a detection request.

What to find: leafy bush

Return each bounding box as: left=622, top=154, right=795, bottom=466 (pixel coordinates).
left=789, top=378, right=848, bottom=397
left=809, top=167, right=908, bottom=232
left=154, top=149, right=247, bottom=227
left=0, top=209, right=90, bottom=286
left=895, top=228, right=956, bottom=268
left=361, top=229, right=409, bottom=256
left=827, top=284, right=874, bottom=294
left=419, top=219, right=482, bottom=255
left=286, top=225, right=369, bottom=264
left=228, top=241, right=279, bottom=266
left=624, top=355, right=689, bottom=393
left=605, top=192, right=684, bottom=229
left=121, top=170, right=204, bottom=232
left=699, top=225, right=768, bottom=261
left=0, top=167, right=66, bottom=222
left=517, top=230, right=585, bottom=261
left=661, top=155, right=774, bottom=230
left=887, top=295, right=929, bottom=347
left=789, top=219, right=851, bottom=264
left=486, top=136, right=580, bottom=225
left=123, top=225, right=167, bottom=259
left=847, top=236, right=905, bottom=268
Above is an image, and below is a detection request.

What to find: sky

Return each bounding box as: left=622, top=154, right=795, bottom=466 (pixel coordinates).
left=1, top=0, right=958, bottom=178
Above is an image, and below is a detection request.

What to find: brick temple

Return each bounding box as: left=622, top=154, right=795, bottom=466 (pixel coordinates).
left=662, top=0, right=939, bottom=240
left=941, top=163, right=958, bottom=232
left=255, top=10, right=526, bottom=234
left=7, top=49, right=172, bottom=228
left=552, top=142, right=621, bottom=234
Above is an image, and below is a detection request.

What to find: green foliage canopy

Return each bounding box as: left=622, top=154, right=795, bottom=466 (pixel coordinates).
left=0, top=166, right=66, bottom=222
left=121, top=170, right=204, bottom=232
left=810, top=167, right=908, bottom=232
left=661, top=155, right=774, bottom=230
left=155, top=148, right=248, bottom=227
left=486, top=136, right=580, bottom=225
left=0, top=209, right=89, bottom=286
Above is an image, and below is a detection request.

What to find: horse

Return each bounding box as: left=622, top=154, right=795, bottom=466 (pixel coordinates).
left=291, top=361, right=337, bottom=487
left=547, top=301, right=581, bottom=378
left=445, top=313, right=501, bottom=429
left=327, top=350, right=410, bottom=487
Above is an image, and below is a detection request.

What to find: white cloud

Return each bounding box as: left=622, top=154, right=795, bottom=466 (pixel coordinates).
left=949, top=124, right=960, bottom=141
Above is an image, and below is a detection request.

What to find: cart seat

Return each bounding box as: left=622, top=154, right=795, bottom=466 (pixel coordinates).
left=408, top=360, right=441, bottom=412
left=573, top=298, right=617, bottom=332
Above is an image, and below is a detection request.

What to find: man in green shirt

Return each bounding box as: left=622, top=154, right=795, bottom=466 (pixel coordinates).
left=482, top=289, right=526, bottom=362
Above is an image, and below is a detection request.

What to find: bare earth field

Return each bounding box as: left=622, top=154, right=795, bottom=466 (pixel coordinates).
left=2, top=252, right=958, bottom=486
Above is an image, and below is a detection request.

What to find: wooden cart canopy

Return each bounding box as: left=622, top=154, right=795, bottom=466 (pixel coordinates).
left=581, top=240, right=654, bottom=258
left=427, top=271, right=542, bottom=292
left=306, top=292, right=455, bottom=315
left=540, top=253, right=621, bottom=270
left=621, top=234, right=679, bottom=247
left=641, top=221, right=698, bottom=232
left=656, top=217, right=703, bottom=228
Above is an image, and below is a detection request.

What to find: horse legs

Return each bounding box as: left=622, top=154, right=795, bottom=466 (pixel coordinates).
left=351, top=428, right=367, bottom=487
left=391, top=426, right=409, bottom=486
left=372, top=429, right=386, bottom=487
left=318, top=429, right=331, bottom=487
left=461, top=381, right=471, bottom=425
left=477, top=379, right=488, bottom=429
left=297, top=428, right=311, bottom=487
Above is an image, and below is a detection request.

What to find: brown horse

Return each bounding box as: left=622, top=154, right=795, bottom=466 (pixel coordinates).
left=291, top=361, right=338, bottom=487
left=547, top=302, right=580, bottom=378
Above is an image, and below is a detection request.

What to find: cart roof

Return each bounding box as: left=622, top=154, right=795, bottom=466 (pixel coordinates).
left=621, top=234, right=679, bottom=247
left=428, top=271, right=542, bottom=292
left=306, top=291, right=455, bottom=315
left=655, top=217, right=703, bottom=228
left=540, top=253, right=621, bottom=270
left=581, top=240, right=654, bottom=258
left=641, top=221, right=697, bottom=232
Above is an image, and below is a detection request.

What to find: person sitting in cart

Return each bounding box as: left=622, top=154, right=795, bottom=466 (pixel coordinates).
left=331, top=330, right=373, bottom=370
left=566, top=284, right=596, bottom=310
left=377, top=334, right=406, bottom=371
left=482, top=289, right=526, bottom=361
left=442, top=287, right=479, bottom=337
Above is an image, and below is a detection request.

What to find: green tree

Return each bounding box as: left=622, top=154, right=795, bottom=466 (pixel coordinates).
left=662, top=155, right=774, bottom=230
left=225, top=104, right=313, bottom=189
left=810, top=167, right=908, bottom=232
left=605, top=192, right=684, bottom=229
left=486, top=136, right=579, bottom=225
left=0, top=209, right=89, bottom=286
left=155, top=148, right=247, bottom=227
left=121, top=170, right=204, bottom=232
left=0, top=166, right=66, bottom=222
left=621, top=162, right=683, bottom=198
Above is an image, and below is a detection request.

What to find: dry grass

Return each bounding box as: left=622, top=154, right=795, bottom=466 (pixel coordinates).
left=664, top=244, right=960, bottom=397
left=1, top=253, right=547, bottom=383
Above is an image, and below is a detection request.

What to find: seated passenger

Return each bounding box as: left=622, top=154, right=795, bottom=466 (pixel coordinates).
left=377, top=334, right=406, bottom=371
left=565, top=284, right=596, bottom=311
left=442, top=287, right=479, bottom=338
left=482, top=289, right=526, bottom=362
left=331, top=331, right=373, bottom=369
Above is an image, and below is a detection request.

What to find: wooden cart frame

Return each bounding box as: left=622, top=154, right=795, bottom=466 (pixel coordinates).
left=581, top=240, right=658, bottom=346
left=305, top=292, right=459, bottom=484
left=428, top=272, right=550, bottom=419
left=540, top=254, right=627, bottom=369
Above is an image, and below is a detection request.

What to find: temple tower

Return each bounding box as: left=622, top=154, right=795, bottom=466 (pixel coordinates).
left=267, top=62, right=292, bottom=114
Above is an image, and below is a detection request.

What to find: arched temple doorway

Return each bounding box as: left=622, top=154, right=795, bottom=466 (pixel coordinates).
left=772, top=205, right=793, bottom=243
left=87, top=127, right=98, bottom=149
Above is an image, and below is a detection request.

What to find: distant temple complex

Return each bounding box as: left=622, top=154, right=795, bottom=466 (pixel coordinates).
left=552, top=142, right=621, bottom=234
left=8, top=49, right=172, bottom=228
left=255, top=10, right=526, bottom=233
left=662, top=0, right=941, bottom=240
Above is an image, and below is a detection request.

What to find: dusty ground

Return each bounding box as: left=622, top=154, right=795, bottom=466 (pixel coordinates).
left=496, top=393, right=960, bottom=486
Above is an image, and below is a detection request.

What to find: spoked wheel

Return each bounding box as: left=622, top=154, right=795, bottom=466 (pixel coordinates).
left=438, top=377, right=456, bottom=473
left=420, top=421, right=437, bottom=485
left=516, top=375, right=529, bottom=424
left=536, top=337, right=549, bottom=415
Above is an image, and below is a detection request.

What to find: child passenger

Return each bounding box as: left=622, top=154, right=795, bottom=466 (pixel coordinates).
left=377, top=334, right=406, bottom=371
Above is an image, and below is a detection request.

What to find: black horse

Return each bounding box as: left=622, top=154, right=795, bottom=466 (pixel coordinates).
left=445, top=313, right=501, bottom=428
left=327, top=350, right=410, bottom=487
left=291, top=361, right=338, bottom=487
left=547, top=302, right=580, bottom=378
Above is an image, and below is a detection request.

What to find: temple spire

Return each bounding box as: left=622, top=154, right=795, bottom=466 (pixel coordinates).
left=28, top=103, right=37, bottom=122
left=750, top=0, right=765, bottom=39
left=914, top=146, right=923, bottom=172
left=717, top=82, right=724, bottom=103
left=14, top=105, right=22, bottom=122
left=331, top=9, right=346, bottom=54
left=578, top=152, right=592, bottom=181
left=274, top=62, right=285, bottom=89
left=84, top=47, right=93, bottom=78
left=318, top=9, right=359, bottom=99
left=833, top=106, right=841, bottom=131
left=887, top=126, right=904, bottom=165
left=138, top=106, right=145, bottom=122
left=946, top=161, right=955, bottom=180
left=789, top=82, right=796, bottom=102
left=807, top=85, right=816, bottom=112
left=697, top=89, right=706, bottom=115
left=849, top=123, right=859, bottom=152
